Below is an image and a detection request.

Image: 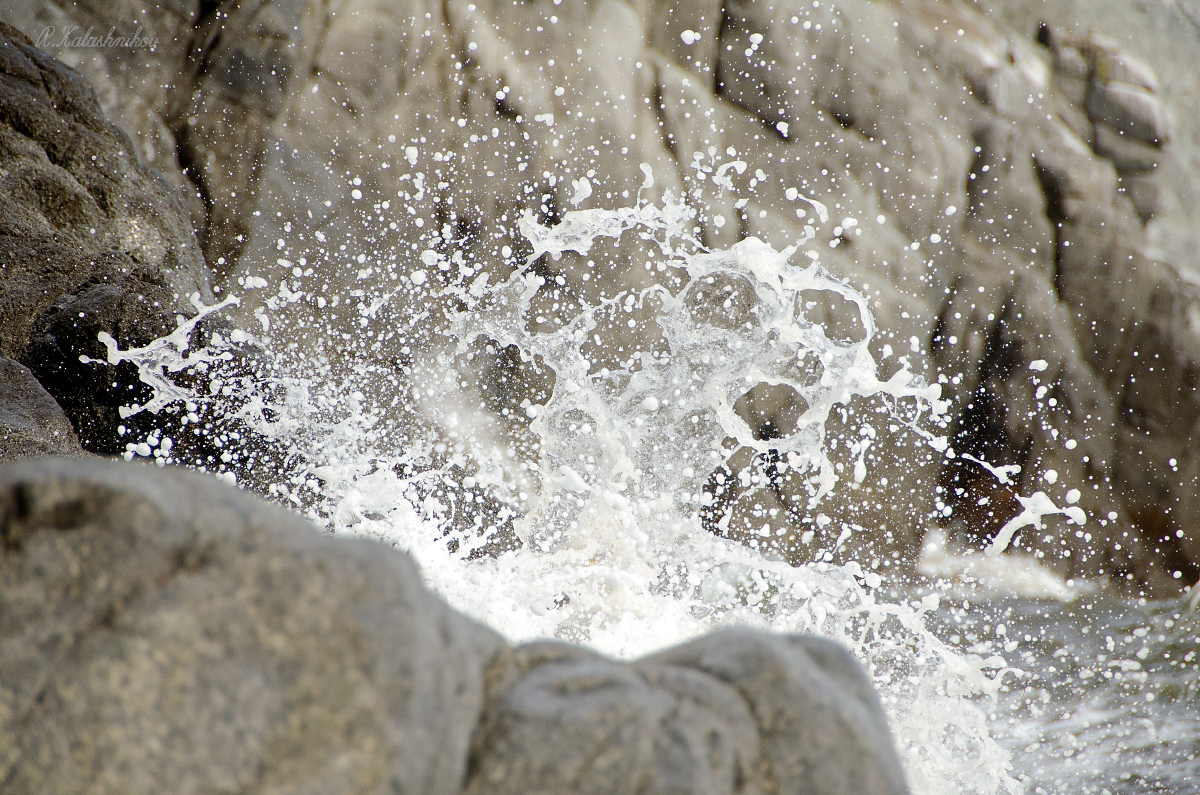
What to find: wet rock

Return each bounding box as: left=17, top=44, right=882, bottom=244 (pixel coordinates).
left=0, top=358, right=84, bottom=461
left=468, top=632, right=907, bottom=795
left=0, top=21, right=212, bottom=452
left=0, top=23, right=281, bottom=484
left=0, top=456, right=910, bottom=795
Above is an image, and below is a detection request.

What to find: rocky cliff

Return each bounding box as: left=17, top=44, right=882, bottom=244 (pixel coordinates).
left=1, top=1, right=1199, bottom=595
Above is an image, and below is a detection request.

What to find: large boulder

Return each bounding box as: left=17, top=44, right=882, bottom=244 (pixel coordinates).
left=2, top=2, right=1199, bottom=593
left=0, top=456, right=909, bottom=795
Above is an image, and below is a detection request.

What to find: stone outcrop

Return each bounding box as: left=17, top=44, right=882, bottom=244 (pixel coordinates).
left=0, top=23, right=280, bottom=486
left=0, top=456, right=909, bottom=795
left=1, top=3, right=1198, bottom=593
left=0, top=21, right=209, bottom=453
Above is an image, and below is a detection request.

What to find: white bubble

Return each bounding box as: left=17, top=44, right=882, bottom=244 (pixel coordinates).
left=1066, top=489, right=1081, bottom=504
left=410, top=270, right=427, bottom=285
left=945, top=205, right=957, bottom=216
left=1029, top=359, right=1049, bottom=371
left=680, top=29, right=698, bottom=45
left=1043, top=469, right=1058, bottom=484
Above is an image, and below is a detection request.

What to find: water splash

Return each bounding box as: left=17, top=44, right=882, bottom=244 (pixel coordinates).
left=98, top=190, right=1043, bottom=794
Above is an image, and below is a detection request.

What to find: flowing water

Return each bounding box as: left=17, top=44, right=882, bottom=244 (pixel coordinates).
left=105, top=166, right=1198, bottom=793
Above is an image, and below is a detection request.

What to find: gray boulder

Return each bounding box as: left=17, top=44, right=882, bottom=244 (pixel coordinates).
left=0, top=456, right=505, bottom=795
left=0, top=456, right=909, bottom=795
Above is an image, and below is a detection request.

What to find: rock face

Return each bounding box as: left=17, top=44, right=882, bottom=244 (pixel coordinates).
left=0, top=23, right=280, bottom=485
left=0, top=456, right=909, bottom=795
left=0, top=21, right=208, bottom=454
left=1, top=3, right=1198, bottom=593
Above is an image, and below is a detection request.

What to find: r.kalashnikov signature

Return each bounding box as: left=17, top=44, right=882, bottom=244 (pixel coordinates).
left=35, top=25, right=159, bottom=51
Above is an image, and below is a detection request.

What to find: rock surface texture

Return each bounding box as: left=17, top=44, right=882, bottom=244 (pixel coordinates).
left=0, top=23, right=279, bottom=484
left=0, top=456, right=909, bottom=795
left=0, top=357, right=83, bottom=460
left=0, top=3, right=1198, bottom=593
left=0, top=21, right=208, bottom=453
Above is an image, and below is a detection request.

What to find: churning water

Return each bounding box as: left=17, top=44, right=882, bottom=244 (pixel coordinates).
left=106, top=169, right=1198, bottom=793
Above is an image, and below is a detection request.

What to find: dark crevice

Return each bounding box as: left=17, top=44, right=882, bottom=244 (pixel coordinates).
left=736, top=206, right=750, bottom=242
left=964, top=132, right=989, bottom=218
left=938, top=296, right=1037, bottom=545
left=829, top=107, right=855, bottom=129
left=1034, top=159, right=1069, bottom=300
left=164, top=0, right=227, bottom=260
left=929, top=281, right=961, bottom=357
left=652, top=74, right=678, bottom=160
left=1035, top=21, right=1054, bottom=49
left=494, top=95, right=519, bottom=122
left=174, top=135, right=213, bottom=253
left=712, top=0, right=730, bottom=97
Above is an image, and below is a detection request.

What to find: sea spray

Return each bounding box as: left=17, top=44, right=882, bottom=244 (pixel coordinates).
left=96, top=189, right=1048, bottom=794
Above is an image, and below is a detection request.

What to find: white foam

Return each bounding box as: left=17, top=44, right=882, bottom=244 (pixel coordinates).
left=102, top=190, right=1036, bottom=795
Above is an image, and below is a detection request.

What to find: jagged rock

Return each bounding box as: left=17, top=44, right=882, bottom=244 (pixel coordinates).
left=1087, top=81, right=1171, bottom=147
left=0, top=23, right=282, bottom=486
left=2, top=3, right=1199, bottom=593
left=0, top=22, right=211, bottom=450
left=0, top=456, right=910, bottom=795
left=0, top=358, right=84, bottom=460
